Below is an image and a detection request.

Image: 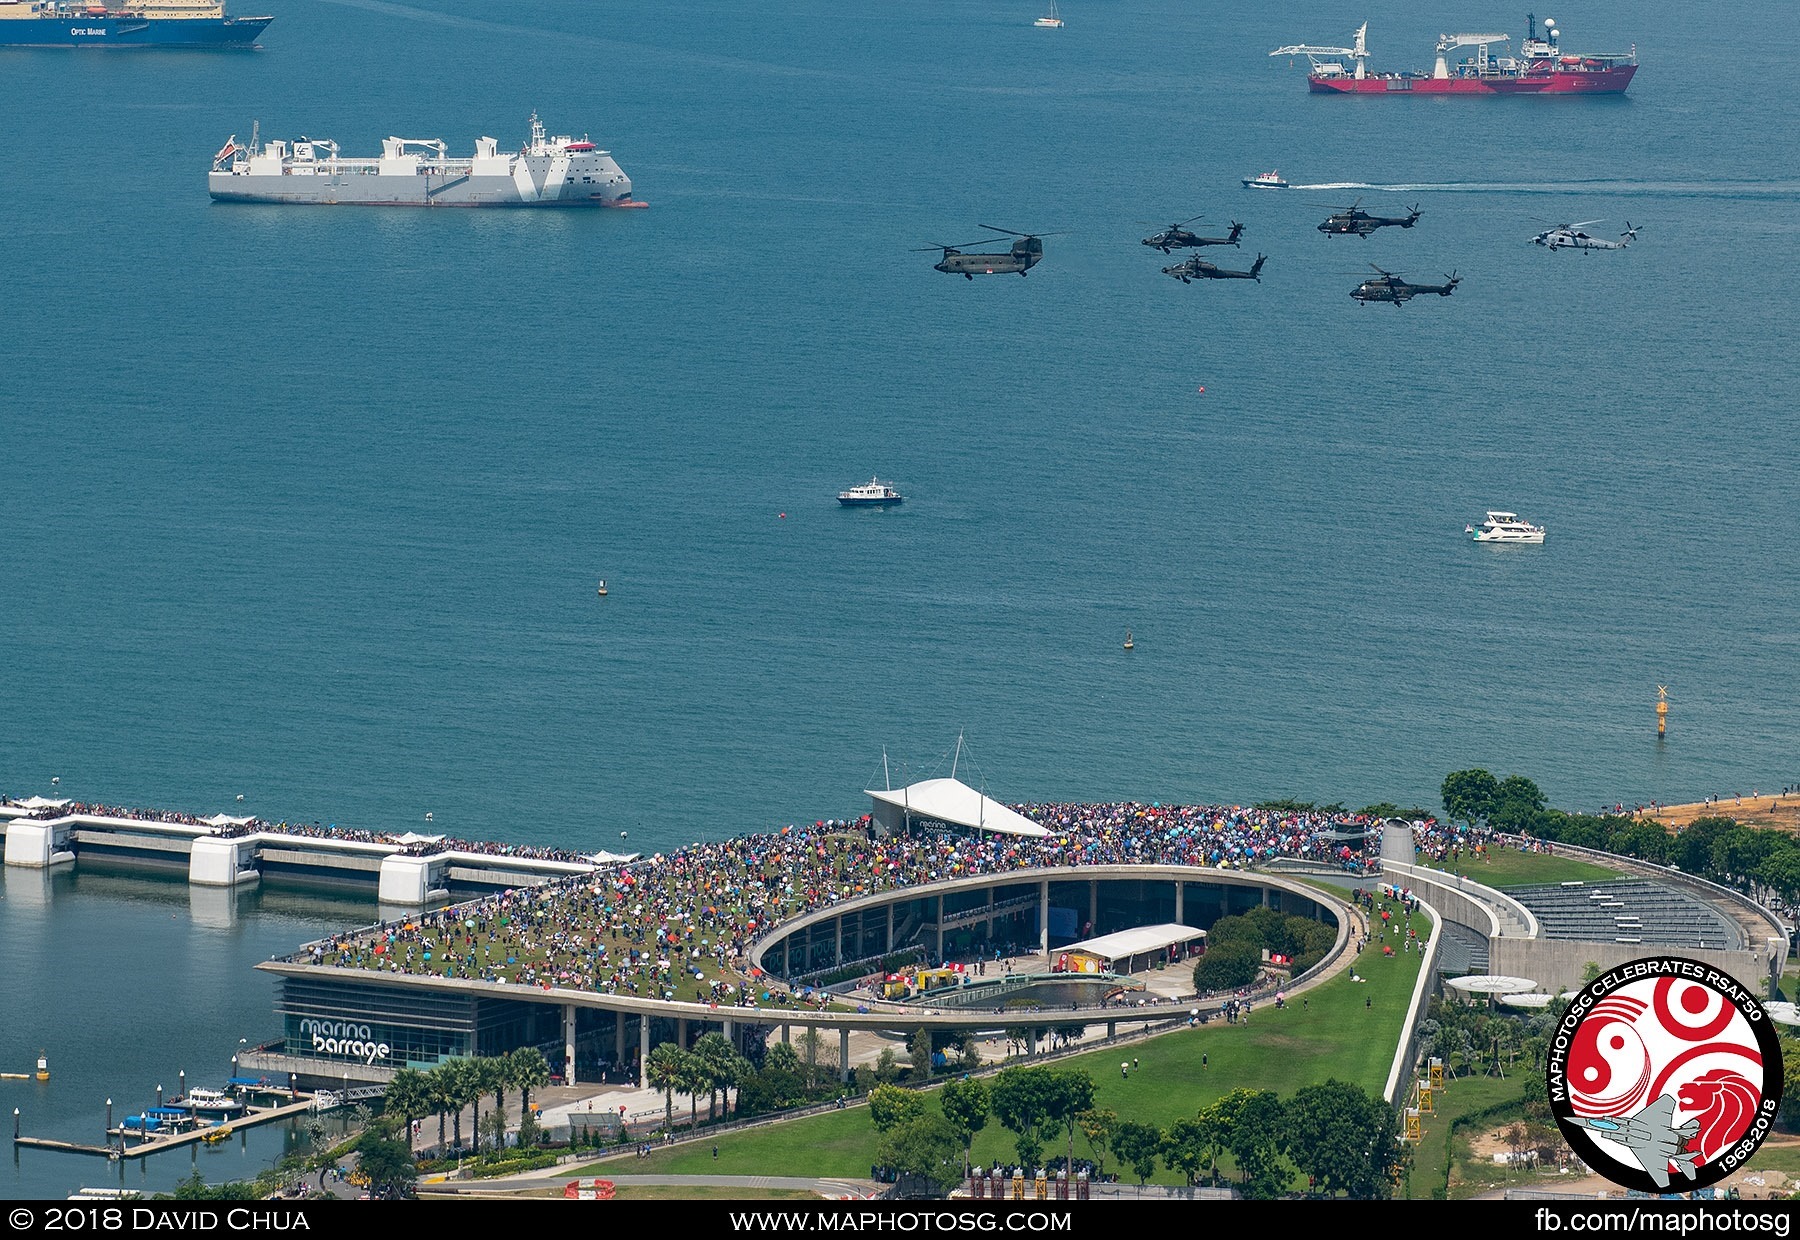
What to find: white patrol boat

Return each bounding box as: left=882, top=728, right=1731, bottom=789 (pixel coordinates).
left=208, top=113, right=644, bottom=208
left=838, top=477, right=904, bottom=506
left=1467, top=511, right=1546, bottom=543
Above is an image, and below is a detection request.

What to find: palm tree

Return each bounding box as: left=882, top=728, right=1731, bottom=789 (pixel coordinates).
left=645, top=1043, right=684, bottom=1134
left=382, top=1067, right=433, bottom=1149
left=423, top=1064, right=452, bottom=1155
left=444, top=1057, right=483, bottom=1155
left=693, top=1033, right=736, bottom=1122
left=507, top=1047, right=552, bottom=1131
left=675, top=1049, right=712, bottom=1132
left=481, top=1057, right=508, bottom=1152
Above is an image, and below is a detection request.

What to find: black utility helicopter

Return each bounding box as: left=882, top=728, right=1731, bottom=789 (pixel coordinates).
left=1530, top=219, right=1641, bottom=251
left=1163, top=253, right=1266, bottom=283
left=1349, top=264, right=1459, bottom=306
left=1140, top=215, right=1245, bottom=253
left=915, top=225, right=1058, bottom=278
left=1317, top=199, right=1422, bottom=238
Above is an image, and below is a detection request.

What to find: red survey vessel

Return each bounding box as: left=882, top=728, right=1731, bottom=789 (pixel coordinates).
left=1270, top=15, right=1636, bottom=95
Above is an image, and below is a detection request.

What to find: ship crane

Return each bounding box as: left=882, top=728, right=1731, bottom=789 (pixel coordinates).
left=1270, top=22, right=1367, bottom=79
left=386, top=136, right=450, bottom=166
left=1433, top=32, right=1512, bottom=78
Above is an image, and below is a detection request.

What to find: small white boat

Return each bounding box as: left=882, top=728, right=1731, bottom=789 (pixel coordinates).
left=1467, top=511, right=1546, bottom=544
left=176, top=1088, right=245, bottom=1117
left=1242, top=170, right=1289, bottom=190
left=596, top=579, right=608, bottom=596
left=838, top=476, right=904, bottom=506
left=1033, top=0, right=1063, bottom=26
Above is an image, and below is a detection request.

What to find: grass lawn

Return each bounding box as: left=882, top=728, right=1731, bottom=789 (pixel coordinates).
left=582, top=909, right=1432, bottom=1189
left=1420, top=848, right=1622, bottom=889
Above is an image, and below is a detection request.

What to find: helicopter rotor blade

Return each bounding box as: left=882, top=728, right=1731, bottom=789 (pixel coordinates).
left=1569, top=219, right=1605, bottom=229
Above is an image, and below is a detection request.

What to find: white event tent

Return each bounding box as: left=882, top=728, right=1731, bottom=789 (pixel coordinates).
left=866, top=777, right=1049, bottom=838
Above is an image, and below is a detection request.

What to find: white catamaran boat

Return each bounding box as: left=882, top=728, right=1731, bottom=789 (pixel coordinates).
left=1467, top=511, right=1546, bottom=543
left=1034, top=1, right=1063, bottom=27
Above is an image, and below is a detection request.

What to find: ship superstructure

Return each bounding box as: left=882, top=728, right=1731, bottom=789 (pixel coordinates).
left=0, top=0, right=271, bottom=47
left=1271, top=14, right=1636, bottom=94
left=208, top=114, right=644, bottom=208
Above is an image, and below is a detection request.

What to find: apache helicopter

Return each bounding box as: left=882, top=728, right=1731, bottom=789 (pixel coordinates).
left=1349, top=264, right=1459, bottom=306
left=915, top=225, right=1059, bottom=278
left=1318, top=199, right=1423, bottom=238
left=1530, top=219, right=1641, bottom=252
left=1140, top=214, right=1245, bottom=253
left=1163, top=253, right=1266, bottom=283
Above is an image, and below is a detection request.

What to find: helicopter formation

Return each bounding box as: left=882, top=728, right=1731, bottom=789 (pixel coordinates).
left=919, top=197, right=1641, bottom=303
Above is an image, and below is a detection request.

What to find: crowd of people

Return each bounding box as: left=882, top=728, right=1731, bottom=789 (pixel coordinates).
left=294, top=801, right=1396, bottom=1009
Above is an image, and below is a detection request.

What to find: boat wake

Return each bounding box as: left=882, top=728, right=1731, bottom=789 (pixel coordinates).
left=1289, top=180, right=1800, bottom=198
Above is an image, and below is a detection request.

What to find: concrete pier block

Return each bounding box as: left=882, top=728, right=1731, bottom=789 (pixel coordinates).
left=4, top=823, right=64, bottom=869
left=190, top=837, right=255, bottom=887
left=378, top=855, right=436, bottom=905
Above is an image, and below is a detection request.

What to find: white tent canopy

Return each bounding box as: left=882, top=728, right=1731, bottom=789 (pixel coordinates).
left=201, top=813, right=256, bottom=828
left=866, top=777, right=1049, bottom=838
left=385, top=832, right=446, bottom=846
left=1061, top=923, right=1207, bottom=962
left=16, top=796, right=70, bottom=811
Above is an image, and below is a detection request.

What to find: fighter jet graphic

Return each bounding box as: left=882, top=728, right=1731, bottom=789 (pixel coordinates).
left=1569, top=1095, right=1702, bottom=1189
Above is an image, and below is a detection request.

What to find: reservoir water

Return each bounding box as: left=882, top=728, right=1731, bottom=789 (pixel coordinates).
left=2, top=0, right=1797, bottom=1197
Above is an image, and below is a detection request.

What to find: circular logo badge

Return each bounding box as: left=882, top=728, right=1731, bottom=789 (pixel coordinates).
left=1546, top=957, right=1783, bottom=1193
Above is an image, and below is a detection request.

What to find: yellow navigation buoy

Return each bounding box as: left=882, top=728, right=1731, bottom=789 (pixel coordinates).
left=1656, top=684, right=1669, bottom=740
left=35, top=1052, right=48, bottom=1082
left=1123, top=630, right=1134, bottom=651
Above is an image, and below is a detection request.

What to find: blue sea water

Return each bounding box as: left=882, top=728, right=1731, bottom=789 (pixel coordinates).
left=2, top=0, right=1799, bottom=1193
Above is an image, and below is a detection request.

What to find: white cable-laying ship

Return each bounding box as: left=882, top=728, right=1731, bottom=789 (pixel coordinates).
left=208, top=113, right=644, bottom=208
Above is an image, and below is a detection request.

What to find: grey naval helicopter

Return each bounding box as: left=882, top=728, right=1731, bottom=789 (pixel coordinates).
left=916, top=225, right=1058, bottom=278
left=1163, top=253, right=1266, bottom=283
left=1349, top=264, right=1458, bottom=306
left=1318, top=199, right=1422, bottom=238
left=1530, top=219, right=1641, bottom=251
left=1140, top=214, right=1245, bottom=253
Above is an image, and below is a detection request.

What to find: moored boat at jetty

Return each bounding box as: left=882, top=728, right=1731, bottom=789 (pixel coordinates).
left=174, top=1087, right=244, bottom=1116
left=1271, top=15, right=1636, bottom=94
left=0, top=0, right=270, bottom=47
left=209, top=113, right=644, bottom=208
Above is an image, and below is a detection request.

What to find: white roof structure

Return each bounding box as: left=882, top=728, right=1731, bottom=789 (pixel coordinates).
left=585, top=850, right=640, bottom=865
left=16, top=796, right=70, bottom=811
left=1763, top=1001, right=1800, bottom=1026
left=1444, top=974, right=1538, bottom=995
left=1062, top=923, right=1207, bottom=961
left=385, top=831, right=446, bottom=845
left=201, top=813, right=256, bottom=828
left=866, top=777, right=1049, bottom=838
left=1498, top=992, right=1557, bottom=1009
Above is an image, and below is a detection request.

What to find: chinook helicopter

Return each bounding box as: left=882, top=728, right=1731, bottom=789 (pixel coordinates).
left=1163, top=253, right=1266, bottom=283
left=1349, top=264, right=1458, bottom=305
left=1530, top=219, right=1641, bottom=251
left=1318, top=199, right=1422, bottom=238
left=915, top=225, right=1058, bottom=278
left=1140, top=215, right=1245, bottom=253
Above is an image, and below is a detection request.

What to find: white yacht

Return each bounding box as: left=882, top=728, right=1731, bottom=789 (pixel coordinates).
left=1033, top=0, right=1064, bottom=26
left=176, top=1088, right=245, bottom=1116
left=838, top=477, right=904, bottom=506
left=1467, top=511, right=1546, bottom=544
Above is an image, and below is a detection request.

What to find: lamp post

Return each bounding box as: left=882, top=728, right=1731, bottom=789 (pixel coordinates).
left=105, top=1098, right=113, bottom=1139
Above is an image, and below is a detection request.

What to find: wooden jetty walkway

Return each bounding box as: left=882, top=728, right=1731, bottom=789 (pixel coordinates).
left=16, top=1095, right=317, bottom=1161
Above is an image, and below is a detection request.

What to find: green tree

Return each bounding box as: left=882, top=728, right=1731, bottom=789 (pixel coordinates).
left=869, top=1083, right=927, bottom=1132
left=675, top=1046, right=712, bottom=1130
left=694, top=1032, right=739, bottom=1120
left=381, top=1066, right=433, bottom=1143
left=1076, top=1108, right=1117, bottom=1179
left=425, top=1062, right=455, bottom=1154
left=989, top=1066, right=1059, bottom=1169
left=875, top=1114, right=965, bottom=1197
left=1282, top=1079, right=1406, bottom=1199
left=1202, top=1088, right=1285, bottom=1199
left=355, top=1130, right=419, bottom=1200
left=1045, top=1068, right=1096, bottom=1176
left=874, top=1047, right=904, bottom=1084
left=443, top=1057, right=483, bottom=1154
left=1110, top=1120, right=1162, bottom=1188
left=1161, top=1117, right=1210, bottom=1185
left=480, top=1056, right=507, bottom=1152
left=938, top=1076, right=990, bottom=1174
left=1783, top=1042, right=1800, bottom=1129
left=1440, top=769, right=1499, bottom=830
left=161, top=1171, right=261, bottom=1200
left=506, top=1046, right=552, bottom=1120
left=1193, top=940, right=1261, bottom=991
left=909, top=1028, right=935, bottom=1083
left=646, top=1042, right=685, bottom=1132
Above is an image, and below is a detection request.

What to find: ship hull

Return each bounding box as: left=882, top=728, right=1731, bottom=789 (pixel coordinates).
left=0, top=15, right=270, bottom=46
left=209, top=172, right=638, bottom=207
left=1309, top=65, right=1635, bottom=93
